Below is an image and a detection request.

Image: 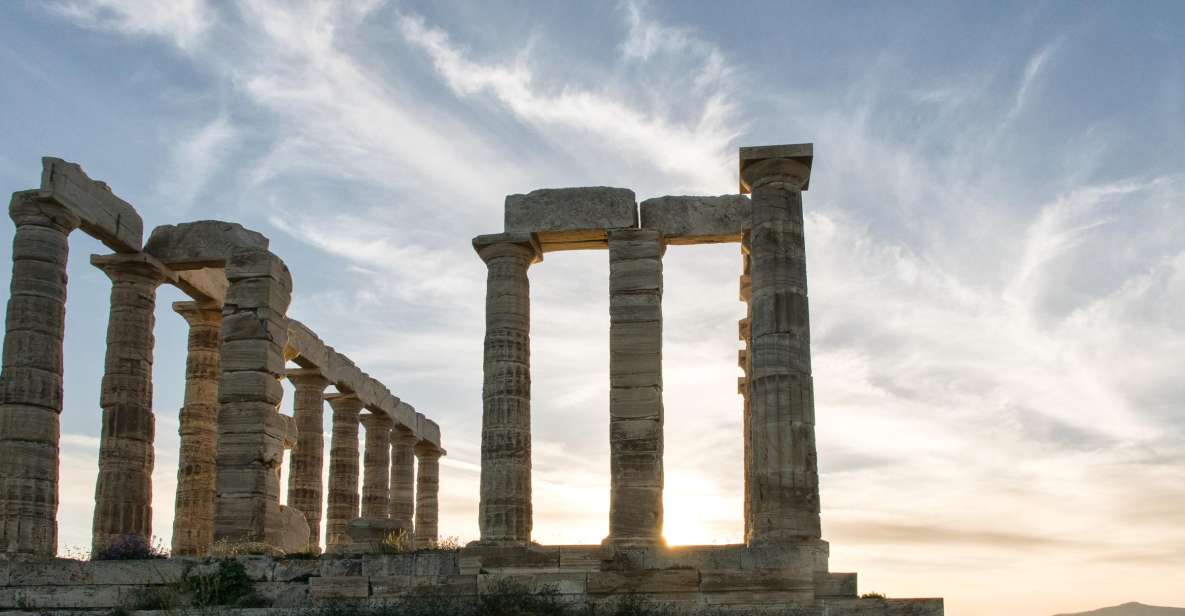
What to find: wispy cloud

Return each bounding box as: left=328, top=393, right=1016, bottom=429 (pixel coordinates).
left=47, top=0, right=213, bottom=51
left=155, top=113, right=237, bottom=214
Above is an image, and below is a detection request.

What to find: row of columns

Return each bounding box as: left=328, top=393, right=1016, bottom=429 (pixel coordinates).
left=473, top=149, right=820, bottom=548
left=0, top=191, right=442, bottom=556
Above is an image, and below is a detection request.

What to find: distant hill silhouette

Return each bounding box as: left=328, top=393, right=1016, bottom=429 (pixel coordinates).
left=1055, top=603, right=1185, bottom=616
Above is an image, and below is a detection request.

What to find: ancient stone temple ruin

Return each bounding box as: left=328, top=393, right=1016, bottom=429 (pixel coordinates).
left=0, top=146, right=943, bottom=615
left=0, top=157, right=444, bottom=559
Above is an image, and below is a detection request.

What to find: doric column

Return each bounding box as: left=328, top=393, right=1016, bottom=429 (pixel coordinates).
left=171, top=302, right=222, bottom=556
left=414, top=444, right=441, bottom=549
left=359, top=412, right=393, bottom=519
left=212, top=250, right=291, bottom=546
left=388, top=427, right=417, bottom=528
left=473, top=233, right=541, bottom=545
left=740, top=145, right=820, bottom=544
left=285, top=369, right=331, bottom=550
left=606, top=228, right=664, bottom=547
left=0, top=193, right=79, bottom=556
left=325, top=393, right=362, bottom=546
left=91, top=254, right=165, bottom=555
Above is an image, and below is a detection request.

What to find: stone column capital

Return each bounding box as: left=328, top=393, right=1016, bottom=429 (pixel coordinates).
left=739, top=144, right=814, bottom=193
left=173, top=301, right=222, bottom=326
left=473, top=232, right=542, bottom=265
left=326, top=392, right=364, bottom=415
left=359, top=411, right=393, bottom=431
left=286, top=368, right=332, bottom=392
left=415, top=443, right=443, bottom=459
left=91, top=253, right=168, bottom=285
left=9, top=191, right=81, bottom=232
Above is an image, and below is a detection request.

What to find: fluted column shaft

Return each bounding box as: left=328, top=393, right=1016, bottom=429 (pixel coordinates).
left=286, top=370, right=331, bottom=549
left=742, top=156, right=821, bottom=543
left=171, top=302, right=222, bottom=556
left=607, top=229, right=664, bottom=547
left=414, top=445, right=441, bottom=549
left=91, top=255, right=165, bottom=555
left=0, top=194, right=78, bottom=556
left=389, top=428, right=417, bottom=528
left=474, top=233, right=539, bottom=545
left=360, top=412, right=393, bottom=519
left=325, top=394, right=362, bottom=546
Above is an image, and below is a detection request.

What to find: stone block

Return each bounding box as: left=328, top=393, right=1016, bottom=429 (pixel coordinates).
left=413, top=551, right=458, bottom=576
left=90, top=559, right=188, bottom=585
left=221, top=339, right=286, bottom=376
left=221, top=309, right=288, bottom=343
left=40, top=157, right=143, bottom=251
left=739, top=143, right=814, bottom=193
left=460, top=544, right=560, bottom=572
left=253, top=580, right=310, bottom=607
left=309, top=575, right=370, bottom=600
left=558, top=545, right=607, bottom=571
left=702, top=590, right=815, bottom=606
left=144, top=220, right=268, bottom=269
left=610, top=387, right=662, bottom=419
left=273, top=558, right=323, bottom=582
left=226, top=250, right=290, bottom=284
left=478, top=571, right=587, bottom=595
left=362, top=554, right=416, bottom=578
left=820, top=597, right=945, bottom=616
left=639, top=194, right=751, bottom=244
left=0, top=584, right=130, bottom=609
left=701, top=568, right=814, bottom=593
left=225, top=277, right=292, bottom=312
left=277, top=505, right=312, bottom=554
left=505, top=187, right=637, bottom=249
left=286, top=320, right=329, bottom=370
left=816, top=571, right=858, bottom=598
left=609, top=259, right=661, bottom=294
left=2, top=560, right=92, bottom=586
left=586, top=569, right=699, bottom=594
left=610, top=293, right=661, bottom=323
left=219, top=370, right=284, bottom=405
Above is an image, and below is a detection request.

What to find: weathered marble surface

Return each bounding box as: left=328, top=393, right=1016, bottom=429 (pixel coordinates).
left=414, top=445, right=441, bottom=549
left=326, top=393, right=363, bottom=547
left=639, top=194, right=751, bottom=244
left=474, top=233, right=541, bottom=544
left=285, top=369, right=331, bottom=550
left=168, top=302, right=222, bottom=556
left=504, top=187, right=637, bottom=251
left=91, top=255, right=166, bottom=555
left=0, top=194, right=79, bottom=556
left=606, top=229, right=664, bottom=548
left=740, top=148, right=822, bottom=545
left=38, top=157, right=142, bottom=251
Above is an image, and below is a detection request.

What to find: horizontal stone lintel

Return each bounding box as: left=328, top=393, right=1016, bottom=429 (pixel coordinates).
left=639, top=194, right=751, bottom=244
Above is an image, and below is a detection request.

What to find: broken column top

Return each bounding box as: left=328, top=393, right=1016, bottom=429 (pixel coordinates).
left=504, top=187, right=636, bottom=252
left=739, top=143, right=813, bottom=193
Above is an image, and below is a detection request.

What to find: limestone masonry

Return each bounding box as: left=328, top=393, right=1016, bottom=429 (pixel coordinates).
left=0, top=146, right=943, bottom=614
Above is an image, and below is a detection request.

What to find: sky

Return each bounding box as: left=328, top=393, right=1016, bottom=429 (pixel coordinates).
left=0, top=1, right=1183, bottom=615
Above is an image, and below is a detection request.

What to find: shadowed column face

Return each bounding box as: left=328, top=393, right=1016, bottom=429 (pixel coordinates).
left=171, top=302, right=222, bottom=556
left=740, top=151, right=821, bottom=544
left=474, top=233, right=540, bottom=545
left=325, top=393, right=363, bottom=546
left=414, top=445, right=441, bottom=549
left=606, top=228, right=665, bottom=548
left=359, top=412, right=393, bottom=520
left=389, top=427, right=417, bottom=528
left=91, top=255, right=165, bottom=555
left=0, top=195, right=79, bottom=556
left=739, top=236, right=753, bottom=542
left=286, top=369, right=331, bottom=550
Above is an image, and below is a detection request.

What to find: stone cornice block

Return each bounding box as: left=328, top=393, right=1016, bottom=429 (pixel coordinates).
left=144, top=220, right=268, bottom=270
left=639, top=195, right=750, bottom=244
left=504, top=187, right=637, bottom=251
left=39, top=157, right=143, bottom=251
